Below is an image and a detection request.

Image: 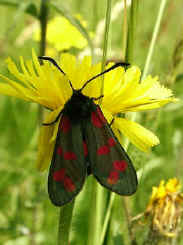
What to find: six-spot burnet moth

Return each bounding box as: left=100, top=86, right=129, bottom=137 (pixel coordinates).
left=39, top=56, right=138, bottom=206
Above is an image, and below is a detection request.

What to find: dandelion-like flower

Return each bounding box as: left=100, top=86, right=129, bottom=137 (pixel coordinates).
left=145, top=178, right=183, bottom=237
left=34, top=15, right=88, bottom=51
left=0, top=51, right=177, bottom=171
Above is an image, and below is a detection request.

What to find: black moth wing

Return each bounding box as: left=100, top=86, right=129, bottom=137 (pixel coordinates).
left=48, top=114, right=87, bottom=206
left=84, top=105, right=138, bottom=195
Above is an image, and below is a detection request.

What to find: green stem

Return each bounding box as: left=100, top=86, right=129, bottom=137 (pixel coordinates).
left=101, top=0, right=169, bottom=244
left=121, top=197, right=135, bottom=245
left=122, top=1, right=168, bottom=244
left=100, top=193, right=115, bottom=245
left=57, top=201, right=75, bottom=245
left=142, top=0, right=168, bottom=79
left=100, top=1, right=139, bottom=243
left=87, top=178, right=97, bottom=245
left=39, top=0, right=49, bottom=57
left=95, top=184, right=105, bottom=242
left=118, top=2, right=139, bottom=244
left=99, top=0, right=112, bottom=103
left=89, top=2, right=112, bottom=245
left=38, top=0, right=49, bottom=125
left=125, top=0, right=139, bottom=63
left=122, top=0, right=128, bottom=60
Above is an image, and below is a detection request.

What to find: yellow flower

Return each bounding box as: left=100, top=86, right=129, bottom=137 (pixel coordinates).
left=145, top=178, right=183, bottom=237
left=166, top=178, right=181, bottom=193
left=34, top=15, right=88, bottom=51
left=0, top=51, right=177, bottom=171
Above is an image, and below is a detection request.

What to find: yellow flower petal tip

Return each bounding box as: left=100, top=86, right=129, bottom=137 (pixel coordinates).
left=0, top=53, right=177, bottom=170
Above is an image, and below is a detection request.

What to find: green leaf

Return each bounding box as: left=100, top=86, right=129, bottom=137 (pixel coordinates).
left=0, top=0, right=18, bottom=6
left=49, top=1, right=94, bottom=55
left=0, top=0, right=38, bottom=18
left=24, top=2, right=38, bottom=17
left=175, top=73, right=183, bottom=83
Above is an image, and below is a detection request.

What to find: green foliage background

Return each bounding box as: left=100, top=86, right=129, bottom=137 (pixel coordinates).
left=0, top=0, right=183, bottom=244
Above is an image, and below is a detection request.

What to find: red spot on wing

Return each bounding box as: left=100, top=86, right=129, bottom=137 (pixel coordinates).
left=113, top=160, right=127, bottom=172
left=107, top=171, right=119, bottom=185
left=61, top=116, right=71, bottom=133
left=91, top=111, right=103, bottom=128
left=53, top=168, right=66, bottom=181
left=91, top=108, right=106, bottom=128
left=83, top=141, right=88, bottom=157
left=64, top=152, right=77, bottom=160
left=108, top=137, right=116, bottom=147
left=64, top=177, right=76, bottom=192
left=57, top=147, right=62, bottom=156
left=96, top=107, right=107, bottom=124
left=97, top=145, right=110, bottom=155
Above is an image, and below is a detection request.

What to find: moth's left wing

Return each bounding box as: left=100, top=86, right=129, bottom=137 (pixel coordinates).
left=48, top=114, right=87, bottom=206
left=84, top=106, right=138, bottom=195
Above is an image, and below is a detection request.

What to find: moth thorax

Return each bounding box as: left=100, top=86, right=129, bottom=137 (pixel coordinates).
left=63, top=91, right=94, bottom=122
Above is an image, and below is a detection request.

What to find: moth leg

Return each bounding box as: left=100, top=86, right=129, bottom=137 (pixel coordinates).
left=42, top=111, right=62, bottom=126
left=109, top=118, right=115, bottom=126
left=92, top=95, right=104, bottom=101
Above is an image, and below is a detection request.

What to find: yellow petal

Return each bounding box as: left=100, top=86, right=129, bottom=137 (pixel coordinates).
left=42, top=106, right=63, bottom=142
left=43, top=106, right=63, bottom=124
left=156, top=180, right=166, bottom=199
left=103, top=67, right=141, bottom=113
left=103, top=69, right=178, bottom=114
left=0, top=74, right=38, bottom=102
left=32, top=49, right=45, bottom=77
left=37, top=124, right=55, bottom=171
left=0, top=82, right=30, bottom=101
left=35, top=16, right=88, bottom=51
left=166, top=178, right=181, bottom=193
left=114, top=117, right=160, bottom=152
left=100, top=106, right=113, bottom=123
left=115, top=98, right=177, bottom=112
left=37, top=108, right=63, bottom=171
left=6, top=57, right=32, bottom=88
left=50, top=118, right=60, bottom=142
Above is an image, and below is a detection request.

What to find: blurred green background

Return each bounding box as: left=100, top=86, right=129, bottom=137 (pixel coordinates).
left=0, top=0, right=183, bottom=244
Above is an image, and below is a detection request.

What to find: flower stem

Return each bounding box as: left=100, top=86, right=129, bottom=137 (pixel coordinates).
left=87, top=178, right=97, bottom=245
left=39, top=0, right=49, bottom=57
left=123, top=1, right=168, bottom=244
left=100, top=0, right=112, bottom=102
left=122, top=0, right=128, bottom=60
left=120, top=2, right=139, bottom=243
left=57, top=201, right=75, bottom=245
left=125, top=0, right=139, bottom=63
left=100, top=1, right=139, bottom=243
left=142, top=0, right=168, bottom=79
left=38, top=0, right=49, bottom=124
left=91, top=2, right=112, bottom=244
left=100, top=193, right=115, bottom=245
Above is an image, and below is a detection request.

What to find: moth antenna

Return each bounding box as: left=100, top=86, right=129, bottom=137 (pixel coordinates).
left=80, top=62, right=130, bottom=91
left=69, top=81, right=74, bottom=91
left=38, top=56, right=74, bottom=91
left=38, top=56, right=65, bottom=75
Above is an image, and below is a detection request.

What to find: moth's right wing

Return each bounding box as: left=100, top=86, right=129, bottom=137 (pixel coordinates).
left=84, top=106, right=138, bottom=196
